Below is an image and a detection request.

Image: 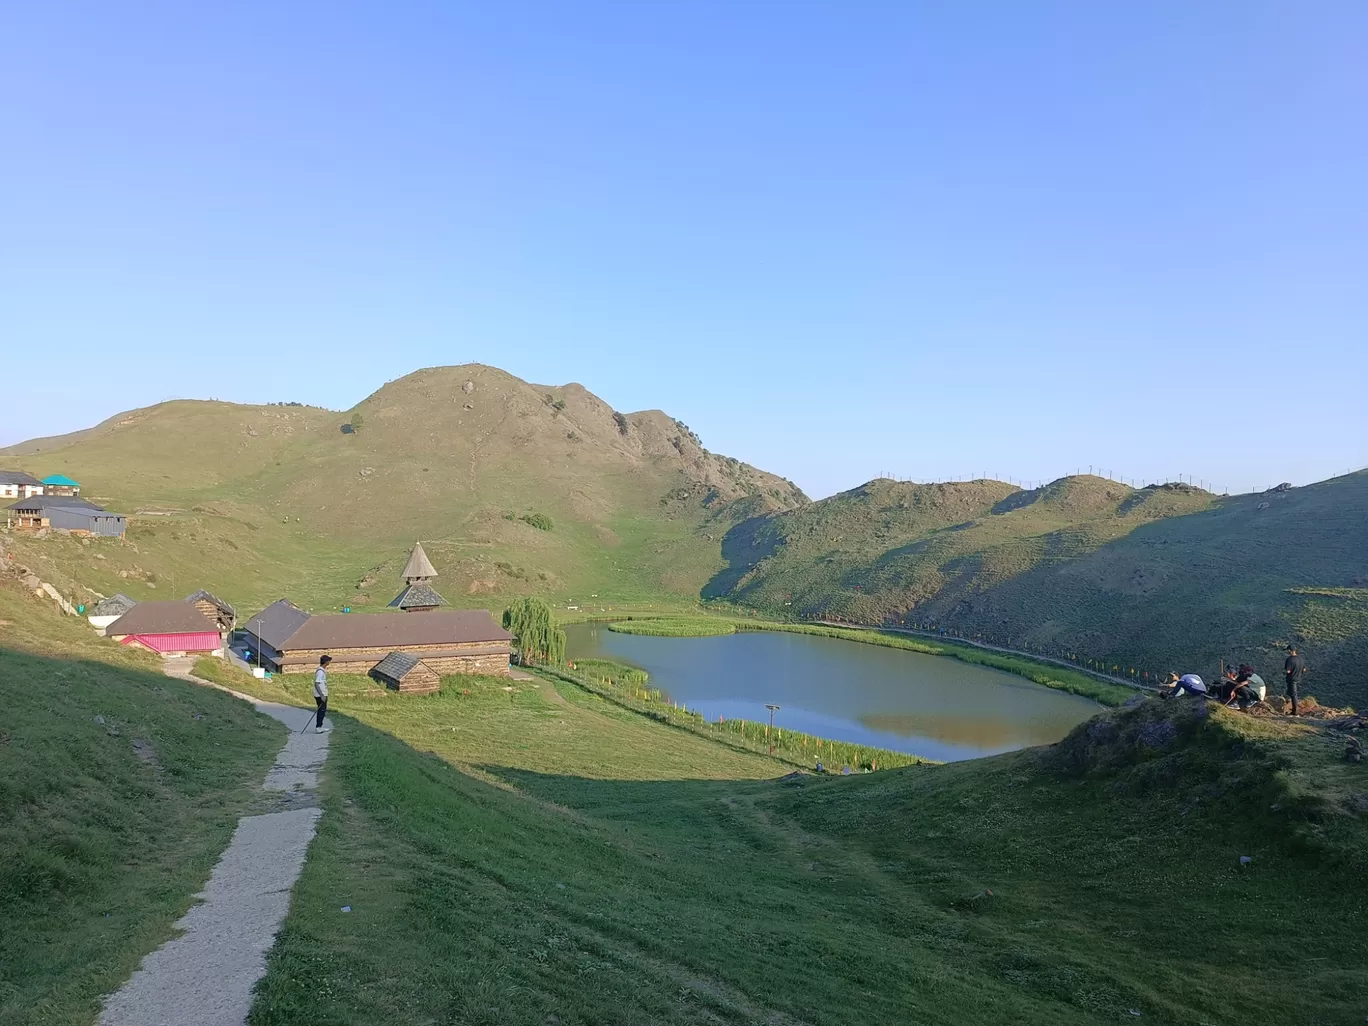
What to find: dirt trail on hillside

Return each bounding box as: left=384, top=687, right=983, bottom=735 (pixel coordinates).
left=97, top=662, right=330, bottom=1026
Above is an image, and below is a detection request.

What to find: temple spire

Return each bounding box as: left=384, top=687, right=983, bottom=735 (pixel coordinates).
left=401, top=541, right=438, bottom=584
left=393, top=542, right=445, bottom=612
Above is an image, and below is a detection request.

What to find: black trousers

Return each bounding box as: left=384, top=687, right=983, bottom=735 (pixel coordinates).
left=1286, top=680, right=1299, bottom=714
left=315, top=695, right=328, bottom=728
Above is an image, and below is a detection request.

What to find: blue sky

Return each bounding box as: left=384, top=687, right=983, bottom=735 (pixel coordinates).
left=2, top=2, right=1364, bottom=498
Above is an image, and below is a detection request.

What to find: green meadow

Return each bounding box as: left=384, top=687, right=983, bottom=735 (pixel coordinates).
left=224, top=663, right=1366, bottom=1025
left=2, top=585, right=1366, bottom=1025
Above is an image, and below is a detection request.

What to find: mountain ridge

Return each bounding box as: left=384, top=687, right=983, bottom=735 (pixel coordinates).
left=707, top=471, right=1368, bottom=703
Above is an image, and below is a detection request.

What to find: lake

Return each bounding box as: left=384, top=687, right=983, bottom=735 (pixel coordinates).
left=564, top=625, right=1101, bottom=762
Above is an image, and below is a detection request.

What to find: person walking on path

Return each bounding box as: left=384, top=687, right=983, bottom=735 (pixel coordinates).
left=1283, top=645, right=1306, bottom=716
left=313, top=655, right=332, bottom=733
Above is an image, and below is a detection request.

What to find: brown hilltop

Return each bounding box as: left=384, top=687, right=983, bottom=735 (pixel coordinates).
left=351, top=365, right=803, bottom=513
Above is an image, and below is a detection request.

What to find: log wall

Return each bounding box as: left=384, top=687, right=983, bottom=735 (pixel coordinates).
left=372, top=664, right=443, bottom=695
left=281, top=641, right=511, bottom=676
left=424, top=653, right=510, bottom=676
left=191, top=598, right=233, bottom=631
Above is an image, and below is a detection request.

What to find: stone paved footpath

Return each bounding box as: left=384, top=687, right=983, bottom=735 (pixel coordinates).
left=97, top=660, right=330, bottom=1026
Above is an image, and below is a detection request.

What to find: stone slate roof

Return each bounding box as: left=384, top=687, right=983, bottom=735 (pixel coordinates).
left=0, top=470, right=42, bottom=486
left=7, top=496, right=107, bottom=513
left=389, top=582, right=448, bottom=609
left=106, top=601, right=220, bottom=636
left=370, top=651, right=428, bottom=681
left=241, top=599, right=313, bottom=650
left=401, top=542, right=438, bottom=581
left=185, top=589, right=236, bottom=617
left=91, top=593, right=138, bottom=617
left=283, top=609, right=512, bottom=651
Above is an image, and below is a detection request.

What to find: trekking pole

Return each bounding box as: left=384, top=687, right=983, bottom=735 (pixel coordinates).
left=299, top=712, right=315, bottom=734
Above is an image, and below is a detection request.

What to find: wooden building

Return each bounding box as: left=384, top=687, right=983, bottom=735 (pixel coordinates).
left=239, top=599, right=512, bottom=675
left=390, top=541, right=448, bottom=612
left=185, top=589, right=236, bottom=633
left=6, top=497, right=126, bottom=536
left=41, top=474, right=81, bottom=497
left=369, top=651, right=442, bottom=694
left=239, top=545, right=510, bottom=676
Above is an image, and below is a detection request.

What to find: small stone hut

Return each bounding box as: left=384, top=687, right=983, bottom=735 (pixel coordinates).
left=369, top=651, right=442, bottom=694
left=89, top=593, right=137, bottom=633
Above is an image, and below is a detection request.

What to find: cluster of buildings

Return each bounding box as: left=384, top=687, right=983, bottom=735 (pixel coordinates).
left=91, top=543, right=511, bottom=693
left=0, top=471, right=126, bottom=537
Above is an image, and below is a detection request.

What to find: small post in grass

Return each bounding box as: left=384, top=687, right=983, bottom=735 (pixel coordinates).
left=765, top=703, right=780, bottom=754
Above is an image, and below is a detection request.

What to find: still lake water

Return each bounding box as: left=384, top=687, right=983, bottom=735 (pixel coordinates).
left=564, top=625, right=1100, bottom=762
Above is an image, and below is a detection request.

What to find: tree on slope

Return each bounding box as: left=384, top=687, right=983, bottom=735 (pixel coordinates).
left=502, top=597, right=566, bottom=666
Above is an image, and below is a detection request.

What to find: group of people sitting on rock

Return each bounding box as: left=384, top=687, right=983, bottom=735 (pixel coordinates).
left=1159, top=645, right=1308, bottom=715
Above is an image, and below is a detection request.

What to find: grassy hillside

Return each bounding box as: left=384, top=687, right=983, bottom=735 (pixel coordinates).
left=0, top=365, right=806, bottom=617
left=710, top=473, right=1368, bottom=705
left=230, top=668, right=1366, bottom=1025
left=6, top=369, right=1364, bottom=705
left=7, top=580, right=1366, bottom=1024
left=0, top=580, right=281, bottom=1025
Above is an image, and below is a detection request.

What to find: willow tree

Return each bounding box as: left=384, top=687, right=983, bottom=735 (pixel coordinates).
left=502, top=597, right=566, bottom=666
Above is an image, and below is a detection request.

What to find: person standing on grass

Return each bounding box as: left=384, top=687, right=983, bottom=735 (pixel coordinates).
left=314, top=655, right=332, bottom=733
left=1284, top=645, right=1307, bottom=716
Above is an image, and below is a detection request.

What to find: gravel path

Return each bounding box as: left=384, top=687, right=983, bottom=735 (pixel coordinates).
left=97, top=664, right=330, bottom=1026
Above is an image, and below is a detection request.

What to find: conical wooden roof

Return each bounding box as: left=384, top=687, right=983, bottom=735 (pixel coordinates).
left=401, top=542, right=438, bottom=582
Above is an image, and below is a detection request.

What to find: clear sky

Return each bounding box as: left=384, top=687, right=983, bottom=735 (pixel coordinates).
left=2, top=3, right=1364, bottom=498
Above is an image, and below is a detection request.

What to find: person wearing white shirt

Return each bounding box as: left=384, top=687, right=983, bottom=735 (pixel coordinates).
left=313, top=655, right=332, bottom=733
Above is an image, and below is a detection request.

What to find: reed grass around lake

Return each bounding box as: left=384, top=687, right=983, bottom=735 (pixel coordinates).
left=606, top=617, right=737, bottom=636
left=560, top=657, right=927, bottom=771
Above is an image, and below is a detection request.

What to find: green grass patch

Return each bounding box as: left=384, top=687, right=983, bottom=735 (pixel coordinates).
left=606, top=617, right=737, bottom=637
left=248, top=697, right=1368, bottom=1025
left=190, top=656, right=786, bottom=782
left=0, top=590, right=281, bottom=1026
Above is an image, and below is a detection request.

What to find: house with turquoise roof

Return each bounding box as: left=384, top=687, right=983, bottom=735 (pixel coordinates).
left=41, top=474, right=81, bottom=497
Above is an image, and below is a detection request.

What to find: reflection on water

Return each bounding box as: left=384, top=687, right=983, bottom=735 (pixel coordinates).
left=564, top=625, right=1099, bottom=762
left=859, top=714, right=1057, bottom=752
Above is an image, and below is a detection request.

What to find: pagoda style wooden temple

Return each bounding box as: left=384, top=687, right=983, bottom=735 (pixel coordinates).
left=389, top=542, right=449, bottom=612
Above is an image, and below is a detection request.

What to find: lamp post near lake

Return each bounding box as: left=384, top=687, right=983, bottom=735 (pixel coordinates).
left=765, top=704, right=780, bottom=754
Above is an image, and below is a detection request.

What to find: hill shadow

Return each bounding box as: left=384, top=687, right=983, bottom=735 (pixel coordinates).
left=915, top=479, right=1368, bottom=705
left=701, top=514, right=784, bottom=599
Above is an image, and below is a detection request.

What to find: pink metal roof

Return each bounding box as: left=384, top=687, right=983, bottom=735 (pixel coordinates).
left=121, top=632, right=221, bottom=654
